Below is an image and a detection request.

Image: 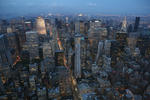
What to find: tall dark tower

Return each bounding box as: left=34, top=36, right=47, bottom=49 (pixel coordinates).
left=134, top=17, right=140, bottom=32
left=127, top=24, right=133, bottom=33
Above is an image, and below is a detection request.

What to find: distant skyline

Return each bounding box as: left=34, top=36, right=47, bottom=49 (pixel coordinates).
left=0, top=0, right=150, bottom=17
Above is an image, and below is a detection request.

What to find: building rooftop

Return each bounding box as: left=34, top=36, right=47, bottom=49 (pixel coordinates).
left=26, top=31, right=37, bottom=34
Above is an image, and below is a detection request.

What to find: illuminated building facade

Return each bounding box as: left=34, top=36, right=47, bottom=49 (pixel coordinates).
left=7, top=26, right=12, bottom=33
left=121, top=17, right=127, bottom=32
left=36, top=17, right=47, bottom=35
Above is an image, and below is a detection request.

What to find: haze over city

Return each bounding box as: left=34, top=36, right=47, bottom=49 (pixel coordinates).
left=0, top=0, right=150, bottom=18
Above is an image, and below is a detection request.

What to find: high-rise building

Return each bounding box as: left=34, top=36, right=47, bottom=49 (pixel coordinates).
left=57, top=66, right=72, bottom=96
left=75, top=21, right=85, bottom=34
left=102, top=40, right=120, bottom=66
left=23, top=31, right=39, bottom=60
left=88, top=20, right=104, bottom=39
left=95, top=41, right=104, bottom=63
left=127, top=24, right=133, bottom=33
left=127, top=32, right=138, bottom=52
left=103, top=55, right=111, bottom=72
left=0, top=34, right=12, bottom=77
left=0, top=20, right=7, bottom=33
left=104, top=40, right=111, bottom=56
left=55, top=50, right=64, bottom=66
left=116, top=32, right=128, bottom=51
left=88, top=26, right=107, bottom=45
left=16, top=29, right=26, bottom=52
left=41, top=58, right=55, bottom=74
left=74, top=33, right=82, bottom=78
left=6, top=33, right=19, bottom=64
left=127, top=37, right=137, bottom=52
left=109, top=40, right=120, bottom=66
left=134, top=17, right=140, bottom=32
left=7, top=26, right=12, bottom=33
left=90, top=20, right=102, bottom=29
left=79, top=21, right=85, bottom=34
left=24, top=21, right=33, bottom=31
left=55, top=18, right=62, bottom=29
left=137, top=33, right=150, bottom=56
left=121, top=17, right=127, bottom=32
left=65, top=17, right=69, bottom=24
left=36, top=17, right=47, bottom=35
left=43, top=42, right=53, bottom=59
left=84, top=21, right=90, bottom=35
left=75, top=21, right=80, bottom=33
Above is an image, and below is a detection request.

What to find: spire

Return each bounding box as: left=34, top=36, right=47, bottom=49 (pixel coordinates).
left=121, top=16, right=127, bottom=32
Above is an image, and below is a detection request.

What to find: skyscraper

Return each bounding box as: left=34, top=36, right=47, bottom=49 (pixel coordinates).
left=75, top=21, right=85, bottom=34
left=36, top=17, right=47, bottom=35
left=127, top=32, right=138, bottom=52
left=134, top=17, right=140, bottom=32
left=127, top=24, right=133, bottom=33
left=74, top=33, right=82, bottom=78
left=121, top=17, right=127, bottom=32
left=116, top=32, right=128, bottom=51
left=55, top=50, right=64, bottom=66
left=104, top=40, right=111, bottom=56
left=6, top=33, right=19, bottom=64
left=23, top=31, right=39, bottom=60
left=0, top=34, right=11, bottom=78
left=90, top=20, right=102, bottom=29
left=43, top=42, right=53, bottom=59
left=95, top=41, right=104, bottom=63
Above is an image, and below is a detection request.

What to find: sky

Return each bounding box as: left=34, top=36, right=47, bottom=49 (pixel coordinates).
left=0, top=0, right=150, bottom=17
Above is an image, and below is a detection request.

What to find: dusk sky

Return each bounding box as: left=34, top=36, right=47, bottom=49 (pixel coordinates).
left=0, top=0, right=150, bottom=17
